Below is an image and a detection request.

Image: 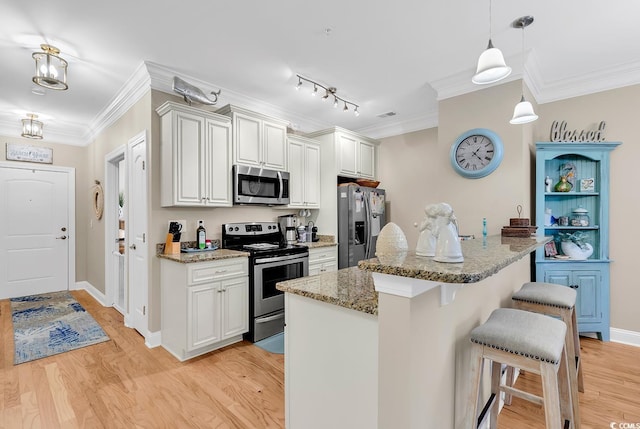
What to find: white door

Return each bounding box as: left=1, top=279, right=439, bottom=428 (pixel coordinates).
left=128, top=132, right=148, bottom=336
left=0, top=166, right=71, bottom=299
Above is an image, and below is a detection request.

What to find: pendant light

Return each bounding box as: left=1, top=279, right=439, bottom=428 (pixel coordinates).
left=32, top=44, right=68, bottom=90
left=472, top=0, right=511, bottom=84
left=21, top=114, right=44, bottom=139
left=510, top=16, right=538, bottom=125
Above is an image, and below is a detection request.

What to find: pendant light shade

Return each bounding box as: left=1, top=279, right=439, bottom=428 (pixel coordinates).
left=472, top=40, right=512, bottom=85
left=21, top=114, right=44, bottom=139
left=32, top=44, right=68, bottom=90
left=510, top=95, right=538, bottom=124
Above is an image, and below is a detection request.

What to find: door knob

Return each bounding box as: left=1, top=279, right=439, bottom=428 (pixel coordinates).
left=56, top=235, right=67, bottom=240
left=129, top=244, right=137, bottom=250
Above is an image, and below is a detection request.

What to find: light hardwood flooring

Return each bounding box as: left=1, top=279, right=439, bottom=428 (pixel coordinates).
left=2, top=291, right=639, bottom=428
left=0, top=290, right=284, bottom=428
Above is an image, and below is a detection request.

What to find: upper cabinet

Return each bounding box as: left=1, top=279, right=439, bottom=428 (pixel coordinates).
left=156, top=101, right=232, bottom=207
left=217, top=105, right=288, bottom=171
left=287, top=135, right=321, bottom=209
left=307, top=127, right=379, bottom=180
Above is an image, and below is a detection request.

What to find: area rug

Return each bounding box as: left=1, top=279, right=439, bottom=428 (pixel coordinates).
left=254, top=332, right=284, bottom=354
left=10, top=291, right=110, bottom=364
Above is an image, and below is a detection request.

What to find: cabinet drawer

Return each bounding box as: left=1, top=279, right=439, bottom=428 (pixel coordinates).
left=309, top=248, right=337, bottom=263
left=188, top=258, right=248, bottom=285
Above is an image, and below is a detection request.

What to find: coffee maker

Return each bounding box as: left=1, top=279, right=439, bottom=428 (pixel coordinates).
left=278, top=215, right=298, bottom=245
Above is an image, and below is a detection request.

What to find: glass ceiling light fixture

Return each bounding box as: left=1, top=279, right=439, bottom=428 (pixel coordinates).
left=21, top=114, right=44, bottom=139
left=472, top=0, right=511, bottom=85
left=510, top=16, right=538, bottom=125
left=295, top=74, right=360, bottom=116
left=32, top=44, right=68, bottom=90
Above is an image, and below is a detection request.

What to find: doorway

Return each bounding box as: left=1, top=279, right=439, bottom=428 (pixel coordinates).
left=104, top=130, right=148, bottom=339
left=0, top=163, right=76, bottom=299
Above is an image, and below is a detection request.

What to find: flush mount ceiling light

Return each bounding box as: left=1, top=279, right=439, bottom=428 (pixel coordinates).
left=472, top=0, right=511, bottom=85
left=32, top=44, right=68, bottom=90
left=21, top=114, right=44, bottom=139
left=510, top=16, right=538, bottom=125
left=295, top=75, right=360, bottom=116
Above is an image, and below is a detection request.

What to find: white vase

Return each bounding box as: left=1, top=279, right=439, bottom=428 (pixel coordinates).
left=560, top=241, right=593, bottom=260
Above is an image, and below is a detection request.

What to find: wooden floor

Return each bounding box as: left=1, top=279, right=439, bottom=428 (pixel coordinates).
left=1, top=291, right=639, bottom=428
left=0, top=291, right=285, bottom=428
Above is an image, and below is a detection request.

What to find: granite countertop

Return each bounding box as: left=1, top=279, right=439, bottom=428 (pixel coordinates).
left=357, top=235, right=551, bottom=283
left=296, top=241, right=337, bottom=249
left=277, top=267, right=377, bottom=315
left=157, top=248, right=249, bottom=263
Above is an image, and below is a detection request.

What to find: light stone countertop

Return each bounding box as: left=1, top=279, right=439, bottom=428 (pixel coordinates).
left=276, top=267, right=377, bottom=315
left=357, top=235, right=551, bottom=283
left=295, top=241, right=337, bottom=249
left=157, top=248, right=249, bottom=263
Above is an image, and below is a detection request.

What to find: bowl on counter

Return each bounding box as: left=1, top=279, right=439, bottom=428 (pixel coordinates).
left=355, top=179, right=380, bottom=188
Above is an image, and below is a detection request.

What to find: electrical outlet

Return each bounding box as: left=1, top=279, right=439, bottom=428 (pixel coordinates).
left=168, top=219, right=187, bottom=237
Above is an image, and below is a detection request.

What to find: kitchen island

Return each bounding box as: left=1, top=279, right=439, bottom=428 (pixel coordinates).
left=277, top=235, right=549, bottom=429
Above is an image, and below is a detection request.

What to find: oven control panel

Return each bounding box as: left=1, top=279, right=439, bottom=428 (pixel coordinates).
left=224, top=222, right=279, bottom=235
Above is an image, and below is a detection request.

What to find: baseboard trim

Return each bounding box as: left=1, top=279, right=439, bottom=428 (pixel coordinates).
left=610, top=327, right=640, bottom=347
left=145, top=330, right=162, bottom=348
left=74, top=281, right=108, bottom=306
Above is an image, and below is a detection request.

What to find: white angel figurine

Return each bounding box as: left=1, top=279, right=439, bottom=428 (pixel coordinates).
left=415, top=204, right=439, bottom=257
left=431, top=203, right=464, bottom=263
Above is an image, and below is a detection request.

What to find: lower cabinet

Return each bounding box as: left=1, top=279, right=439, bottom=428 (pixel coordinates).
left=161, top=257, right=249, bottom=361
left=308, top=246, right=338, bottom=276
left=537, top=262, right=609, bottom=340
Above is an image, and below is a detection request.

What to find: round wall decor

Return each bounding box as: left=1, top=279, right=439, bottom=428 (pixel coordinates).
left=92, top=181, right=104, bottom=220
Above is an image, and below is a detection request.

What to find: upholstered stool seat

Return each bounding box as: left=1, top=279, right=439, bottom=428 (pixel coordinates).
left=512, top=281, right=584, bottom=395
left=464, top=308, right=576, bottom=429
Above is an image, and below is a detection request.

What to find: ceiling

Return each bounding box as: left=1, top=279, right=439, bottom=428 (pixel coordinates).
left=3, top=0, right=640, bottom=146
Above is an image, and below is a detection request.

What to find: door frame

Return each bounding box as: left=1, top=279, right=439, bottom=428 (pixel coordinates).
left=104, top=146, right=127, bottom=317
left=0, top=161, right=76, bottom=291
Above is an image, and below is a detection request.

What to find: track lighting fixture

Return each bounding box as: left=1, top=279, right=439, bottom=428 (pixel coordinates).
left=295, top=75, right=360, bottom=116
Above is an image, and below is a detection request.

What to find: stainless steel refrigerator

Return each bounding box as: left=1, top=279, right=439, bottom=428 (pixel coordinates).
left=337, top=184, right=387, bottom=269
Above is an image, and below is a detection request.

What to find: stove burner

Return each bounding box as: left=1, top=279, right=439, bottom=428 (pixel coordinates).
left=243, top=243, right=280, bottom=250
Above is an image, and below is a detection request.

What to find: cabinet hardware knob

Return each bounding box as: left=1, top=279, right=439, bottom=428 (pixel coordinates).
left=570, top=284, right=579, bottom=289
left=129, top=244, right=136, bottom=250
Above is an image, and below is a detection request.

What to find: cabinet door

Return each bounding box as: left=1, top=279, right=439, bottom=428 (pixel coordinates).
left=174, top=111, right=205, bottom=204
left=204, top=119, right=232, bottom=206
left=322, top=260, right=338, bottom=273
left=234, top=113, right=262, bottom=167
left=304, top=143, right=321, bottom=208
left=358, top=140, right=376, bottom=179
left=308, top=264, right=322, bottom=277
left=221, top=277, right=249, bottom=339
left=573, top=271, right=601, bottom=324
left=338, top=134, right=358, bottom=177
left=187, top=283, right=221, bottom=351
left=287, top=139, right=305, bottom=207
left=263, top=122, right=287, bottom=170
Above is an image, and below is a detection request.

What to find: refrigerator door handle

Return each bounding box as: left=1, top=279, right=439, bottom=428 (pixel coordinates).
left=364, top=193, right=372, bottom=258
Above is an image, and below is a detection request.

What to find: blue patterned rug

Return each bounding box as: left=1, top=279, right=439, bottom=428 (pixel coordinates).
left=10, top=291, right=110, bottom=364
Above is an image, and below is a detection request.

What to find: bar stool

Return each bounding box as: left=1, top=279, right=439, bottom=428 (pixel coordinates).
left=512, top=281, right=584, bottom=394
left=465, top=308, right=575, bottom=429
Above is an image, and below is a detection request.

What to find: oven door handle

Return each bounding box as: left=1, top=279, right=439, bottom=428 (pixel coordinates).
left=254, top=253, right=309, bottom=265
left=255, top=312, right=285, bottom=324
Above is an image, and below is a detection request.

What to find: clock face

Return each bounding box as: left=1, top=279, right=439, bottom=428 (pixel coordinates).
left=450, top=128, right=504, bottom=179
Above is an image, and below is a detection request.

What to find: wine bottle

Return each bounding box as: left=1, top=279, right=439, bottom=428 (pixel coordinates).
left=197, top=221, right=206, bottom=249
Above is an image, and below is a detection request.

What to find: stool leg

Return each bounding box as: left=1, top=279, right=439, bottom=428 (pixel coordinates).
left=504, top=366, right=514, bottom=406
left=557, top=345, right=577, bottom=428
left=571, top=308, right=585, bottom=392
left=490, top=361, right=501, bottom=428
left=540, top=360, right=563, bottom=429
left=464, top=343, right=484, bottom=429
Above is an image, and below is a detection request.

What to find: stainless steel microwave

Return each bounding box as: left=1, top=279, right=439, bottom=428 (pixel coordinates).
left=233, top=165, right=290, bottom=205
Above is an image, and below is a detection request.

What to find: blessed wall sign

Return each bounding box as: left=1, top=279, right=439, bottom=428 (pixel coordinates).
left=550, top=120, right=606, bottom=142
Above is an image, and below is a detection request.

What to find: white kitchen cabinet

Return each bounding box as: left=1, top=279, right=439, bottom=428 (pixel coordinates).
left=287, top=135, right=321, bottom=209
left=217, top=104, right=288, bottom=171
left=337, top=133, right=377, bottom=179
left=161, top=257, right=249, bottom=361
left=156, top=101, right=232, bottom=207
left=308, top=246, right=338, bottom=276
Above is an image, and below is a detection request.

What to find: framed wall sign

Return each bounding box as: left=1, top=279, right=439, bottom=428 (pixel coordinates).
left=6, top=143, right=53, bottom=164
left=580, top=178, right=595, bottom=192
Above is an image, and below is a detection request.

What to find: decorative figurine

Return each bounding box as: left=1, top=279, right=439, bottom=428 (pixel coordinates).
left=430, top=203, right=464, bottom=263
left=415, top=204, right=439, bottom=257
left=545, top=176, right=552, bottom=193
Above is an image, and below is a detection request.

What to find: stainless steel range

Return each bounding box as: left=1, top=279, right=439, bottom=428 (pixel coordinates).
left=222, top=222, right=308, bottom=342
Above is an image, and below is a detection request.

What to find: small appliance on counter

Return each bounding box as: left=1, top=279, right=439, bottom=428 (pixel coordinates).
left=278, top=214, right=298, bottom=245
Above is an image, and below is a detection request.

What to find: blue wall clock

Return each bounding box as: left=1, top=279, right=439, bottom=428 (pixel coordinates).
left=450, top=128, right=504, bottom=179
